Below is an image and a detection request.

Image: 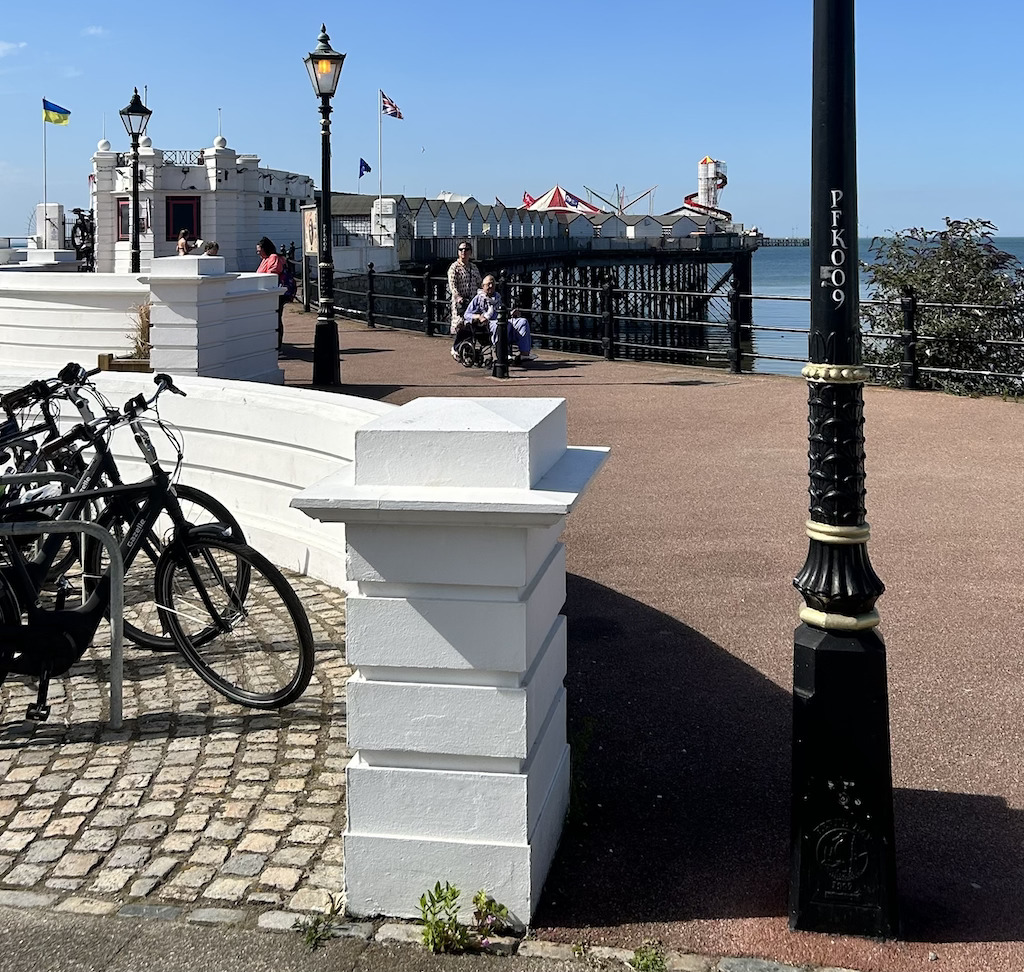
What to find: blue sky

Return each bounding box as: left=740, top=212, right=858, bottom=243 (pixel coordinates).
left=1, top=1, right=1022, bottom=237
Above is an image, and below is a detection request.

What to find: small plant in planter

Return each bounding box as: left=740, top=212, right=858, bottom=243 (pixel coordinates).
left=99, top=301, right=153, bottom=373
left=126, top=300, right=152, bottom=359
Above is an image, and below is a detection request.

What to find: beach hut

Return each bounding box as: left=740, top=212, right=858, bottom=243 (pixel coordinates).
left=622, top=214, right=664, bottom=240
left=590, top=213, right=626, bottom=239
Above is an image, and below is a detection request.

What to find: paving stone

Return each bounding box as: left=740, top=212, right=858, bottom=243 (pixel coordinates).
left=128, top=877, right=162, bottom=898
left=74, top=830, right=118, bottom=853
left=150, top=784, right=186, bottom=800
left=154, top=767, right=193, bottom=784
left=217, top=801, right=254, bottom=819
left=159, top=832, right=199, bottom=853
left=67, top=779, right=110, bottom=797
left=24, top=838, right=70, bottom=863
left=270, top=847, right=315, bottom=867
left=297, top=807, right=336, bottom=824
left=43, top=816, right=86, bottom=838
left=205, top=741, right=239, bottom=756
left=46, top=877, right=85, bottom=891
left=142, top=856, right=179, bottom=879
left=116, top=773, right=154, bottom=790
left=3, top=863, right=49, bottom=886
left=258, top=910, right=301, bottom=932
left=116, top=903, right=182, bottom=920
left=286, top=887, right=334, bottom=912
left=52, top=853, right=103, bottom=878
left=166, top=865, right=216, bottom=889
left=188, top=907, right=245, bottom=924
left=237, top=768, right=271, bottom=782
left=202, top=877, right=251, bottom=902
left=0, top=890, right=57, bottom=909
left=202, top=821, right=244, bottom=841
left=308, top=865, right=344, bottom=889
left=717, top=961, right=804, bottom=972
left=220, top=853, right=266, bottom=877
left=287, top=824, right=331, bottom=845
left=103, top=790, right=144, bottom=809
left=6, top=766, right=45, bottom=782
left=246, top=891, right=283, bottom=906
left=83, top=763, right=119, bottom=779
left=251, top=812, right=292, bottom=832
left=272, top=779, right=305, bottom=793
left=91, top=808, right=135, bottom=828
left=90, top=869, right=136, bottom=894
left=106, top=845, right=152, bottom=870
left=259, top=867, right=303, bottom=891
left=22, top=792, right=61, bottom=809
left=237, top=833, right=278, bottom=854
left=9, top=808, right=53, bottom=830
left=189, top=845, right=230, bottom=866
left=230, top=784, right=265, bottom=800
left=517, top=941, right=578, bottom=961
left=0, top=783, right=32, bottom=798
left=665, top=953, right=714, bottom=972
left=376, top=923, right=425, bottom=945
left=135, top=801, right=176, bottom=818
left=123, top=821, right=169, bottom=842
left=55, top=896, right=120, bottom=915
left=260, top=795, right=297, bottom=812
left=0, top=832, right=35, bottom=853
left=191, top=780, right=228, bottom=795
left=51, top=758, right=88, bottom=772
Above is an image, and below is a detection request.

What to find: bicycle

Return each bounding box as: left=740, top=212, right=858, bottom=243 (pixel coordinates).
left=2, top=363, right=247, bottom=648
left=0, top=373, right=314, bottom=719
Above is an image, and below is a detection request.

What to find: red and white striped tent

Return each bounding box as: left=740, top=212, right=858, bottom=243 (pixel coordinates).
left=522, top=185, right=602, bottom=214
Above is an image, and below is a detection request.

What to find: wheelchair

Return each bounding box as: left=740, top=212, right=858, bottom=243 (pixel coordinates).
left=453, top=320, right=521, bottom=369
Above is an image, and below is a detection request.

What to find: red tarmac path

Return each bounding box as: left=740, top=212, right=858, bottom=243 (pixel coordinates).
left=280, top=307, right=1024, bottom=972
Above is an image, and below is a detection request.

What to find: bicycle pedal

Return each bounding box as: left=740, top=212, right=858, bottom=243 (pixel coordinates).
left=25, top=702, right=51, bottom=722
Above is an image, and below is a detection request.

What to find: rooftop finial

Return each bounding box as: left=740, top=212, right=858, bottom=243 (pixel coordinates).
left=316, top=24, right=331, bottom=51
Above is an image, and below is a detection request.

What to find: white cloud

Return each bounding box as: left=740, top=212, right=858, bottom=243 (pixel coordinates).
left=82, top=26, right=107, bottom=37
left=0, top=41, right=27, bottom=57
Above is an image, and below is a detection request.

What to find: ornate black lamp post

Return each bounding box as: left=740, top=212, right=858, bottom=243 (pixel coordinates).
left=303, top=25, right=346, bottom=386
left=789, top=0, right=899, bottom=938
left=119, top=88, right=152, bottom=275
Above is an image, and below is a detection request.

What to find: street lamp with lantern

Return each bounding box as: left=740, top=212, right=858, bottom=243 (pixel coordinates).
left=303, top=24, right=346, bottom=386
left=119, top=88, right=152, bottom=275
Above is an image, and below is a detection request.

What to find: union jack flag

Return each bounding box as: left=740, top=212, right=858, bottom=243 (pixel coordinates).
left=523, top=191, right=536, bottom=207
left=380, top=91, right=403, bottom=119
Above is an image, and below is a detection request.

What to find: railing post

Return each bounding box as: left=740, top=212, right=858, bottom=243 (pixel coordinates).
left=492, top=273, right=510, bottom=379
left=366, top=262, right=376, bottom=329
left=728, top=285, right=743, bottom=374
left=602, top=275, right=616, bottom=361
left=424, top=268, right=434, bottom=336
left=900, top=285, right=917, bottom=389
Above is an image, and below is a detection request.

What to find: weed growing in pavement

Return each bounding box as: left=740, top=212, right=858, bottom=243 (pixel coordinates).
left=571, top=940, right=589, bottom=958
left=293, top=892, right=345, bottom=951
left=472, top=888, right=514, bottom=938
left=419, top=881, right=472, bottom=953
left=418, top=882, right=517, bottom=953
left=629, top=939, right=667, bottom=972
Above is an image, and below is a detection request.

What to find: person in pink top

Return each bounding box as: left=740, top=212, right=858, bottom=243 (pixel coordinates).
left=256, top=237, right=287, bottom=348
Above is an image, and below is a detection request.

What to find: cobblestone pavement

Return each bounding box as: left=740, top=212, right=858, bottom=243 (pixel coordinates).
left=0, top=571, right=351, bottom=927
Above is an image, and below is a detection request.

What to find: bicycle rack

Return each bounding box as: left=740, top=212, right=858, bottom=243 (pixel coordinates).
left=1, top=474, right=125, bottom=730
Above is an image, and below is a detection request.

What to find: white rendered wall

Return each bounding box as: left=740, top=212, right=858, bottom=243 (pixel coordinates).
left=293, top=397, right=609, bottom=923
left=0, top=368, right=394, bottom=589
left=0, top=273, right=147, bottom=370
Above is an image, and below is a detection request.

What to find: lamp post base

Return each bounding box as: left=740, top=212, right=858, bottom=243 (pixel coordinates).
left=312, top=314, right=341, bottom=386
left=790, top=623, right=899, bottom=938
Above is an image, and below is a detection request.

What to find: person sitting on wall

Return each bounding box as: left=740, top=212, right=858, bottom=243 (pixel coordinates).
left=256, top=236, right=287, bottom=350
left=176, top=229, right=192, bottom=255
left=447, top=241, right=482, bottom=360
left=463, top=275, right=535, bottom=360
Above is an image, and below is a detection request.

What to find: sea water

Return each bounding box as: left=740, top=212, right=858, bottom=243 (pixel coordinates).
left=749, top=237, right=1024, bottom=376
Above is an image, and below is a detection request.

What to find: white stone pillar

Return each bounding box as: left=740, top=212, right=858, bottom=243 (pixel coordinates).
left=292, top=397, right=608, bottom=923
left=148, top=256, right=283, bottom=383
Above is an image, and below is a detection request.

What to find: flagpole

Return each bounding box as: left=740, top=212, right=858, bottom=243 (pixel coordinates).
left=42, top=103, right=48, bottom=247
left=377, top=91, right=383, bottom=243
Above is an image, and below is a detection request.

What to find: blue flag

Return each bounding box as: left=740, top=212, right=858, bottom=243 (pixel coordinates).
left=359, top=158, right=371, bottom=179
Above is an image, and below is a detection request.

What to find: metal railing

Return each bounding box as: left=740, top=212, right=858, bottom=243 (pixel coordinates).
left=328, top=265, right=1023, bottom=393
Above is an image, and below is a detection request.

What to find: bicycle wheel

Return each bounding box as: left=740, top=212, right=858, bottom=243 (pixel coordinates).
left=156, top=538, right=313, bottom=708
left=84, top=485, right=245, bottom=651
left=0, top=571, right=19, bottom=687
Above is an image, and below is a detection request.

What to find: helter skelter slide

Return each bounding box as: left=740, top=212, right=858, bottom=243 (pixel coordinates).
left=683, top=156, right=732, bottom=222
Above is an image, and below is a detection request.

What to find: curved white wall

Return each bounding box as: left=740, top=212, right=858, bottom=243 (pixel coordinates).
left=0, top=274, right=147, bottom=371
left=0, top=368, right=395, bottom=589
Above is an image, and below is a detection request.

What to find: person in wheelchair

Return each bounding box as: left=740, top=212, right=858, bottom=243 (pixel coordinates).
left=457, top=275, right=535, bottom=366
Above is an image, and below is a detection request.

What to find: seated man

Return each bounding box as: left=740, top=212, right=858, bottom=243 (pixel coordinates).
left=463, top=275, right=535, bottom=360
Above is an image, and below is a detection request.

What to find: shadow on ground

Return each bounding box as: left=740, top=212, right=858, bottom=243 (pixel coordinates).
left=535, top=576, right=1024, bottom=945
left=535, top=574, right=792, bottom=929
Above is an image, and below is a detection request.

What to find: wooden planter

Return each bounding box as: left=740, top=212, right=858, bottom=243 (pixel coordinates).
left=98, top=353, right=152, bottom=374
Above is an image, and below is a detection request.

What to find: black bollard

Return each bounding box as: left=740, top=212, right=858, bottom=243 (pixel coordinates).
left=492, top=274, right=510, bottom=379
left=900, top=286, right=917, bottom=389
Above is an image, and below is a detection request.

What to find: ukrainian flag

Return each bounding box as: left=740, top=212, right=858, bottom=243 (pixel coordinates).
left=42, top=98, right=70, bottom=125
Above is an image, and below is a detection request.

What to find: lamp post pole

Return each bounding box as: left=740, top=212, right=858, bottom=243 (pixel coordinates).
left=789, top=0, right=899, bottom=938
left=130, top=133, right=141, bottom=274
left=314, top=90, right=340, bottom=385
left=304, top=25, right=345, bottom=387
left=120, top=88, right=151, bottom=276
